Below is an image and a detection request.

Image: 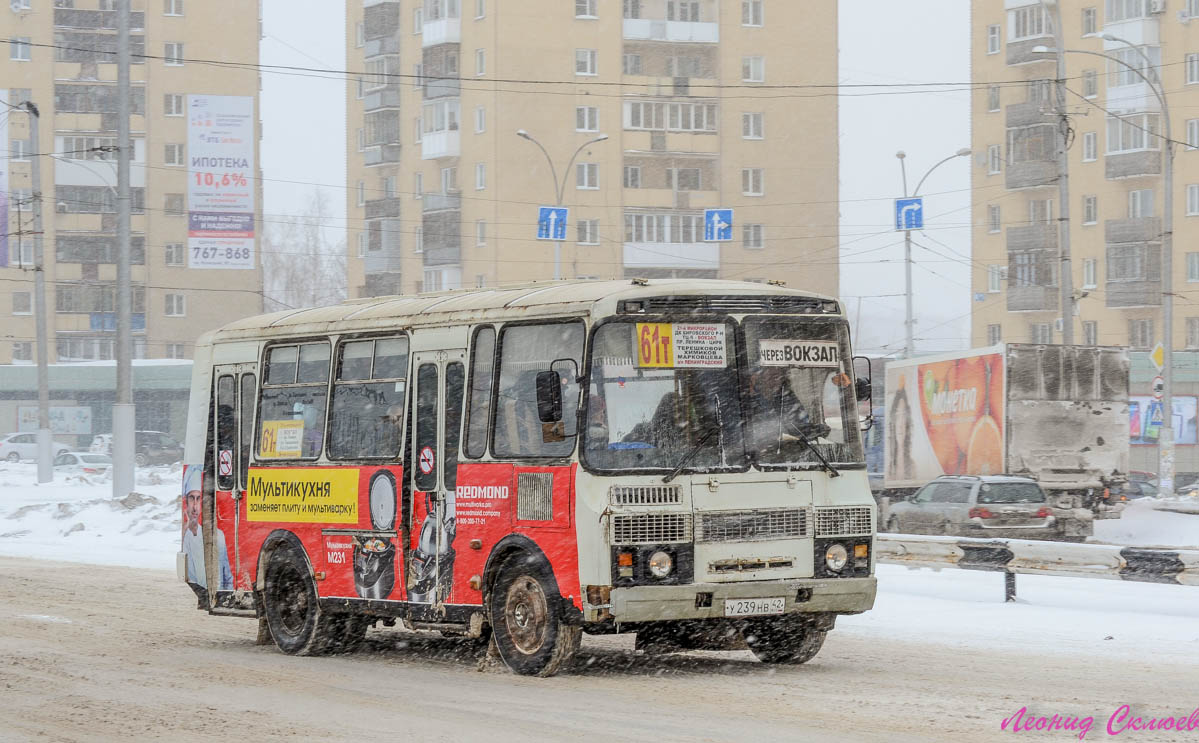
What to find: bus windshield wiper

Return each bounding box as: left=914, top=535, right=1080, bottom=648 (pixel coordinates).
left=794, top=429, right=840, bottom=478
left=663, top=426, right=720, bottom=484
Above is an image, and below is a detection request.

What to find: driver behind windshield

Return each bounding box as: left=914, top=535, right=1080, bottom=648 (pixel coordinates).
left=743, top=366, right=829, bottom=457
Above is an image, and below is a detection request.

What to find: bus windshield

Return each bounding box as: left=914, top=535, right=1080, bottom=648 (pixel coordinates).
left=583, top=318, right=863, bottom=474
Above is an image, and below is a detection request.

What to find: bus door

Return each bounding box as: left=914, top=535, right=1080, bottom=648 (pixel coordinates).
left=211, top=363, right=257, bottom=606
left=406, top=349, right=467, bottom=613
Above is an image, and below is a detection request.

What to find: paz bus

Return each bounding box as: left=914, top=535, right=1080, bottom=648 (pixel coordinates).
left=179, top=279, right=877, bottom=676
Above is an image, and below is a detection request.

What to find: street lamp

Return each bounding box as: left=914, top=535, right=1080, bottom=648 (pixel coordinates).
left=1034, top=38, right=1177, bottom=494
left=515, top=129, right=609, bottom=280
left=896, top=147, right=971, bottom=358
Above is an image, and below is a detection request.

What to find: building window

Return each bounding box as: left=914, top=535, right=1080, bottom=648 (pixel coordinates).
left=1007, top=124, right=1054, bottom=166
left=623, top=165, right=641, bottom=188
left=9, top=37, right=31, bottom=61
left=1187, top=252, right=1199, bottom=281
left=987, top=265, right=1004, bottom=293
left=475, top=162, right=486, bottom=190
left=1028, top=198, right=1053, bottom=224
left=414, top=226, right=423, bottom=253
left=742, top=0, right=763, bottom=26
left=1029, top=323, right=1052, bottom=344
left=166, top=343, right=186, bottom=359
left=1083, top=258, right=1097, bottom=289
left=414, top=172, right=423, bottom=198
left=1107, top=0, right=1149, bottom=22
left=356, top=181, right=365, bottom=206
left=623, top=0, right=642, bottom=18
left=1188, top=119, right=1199, bottom=150
left=164, top=143, right=184, bottom=166
left=1008, top=5, right=1047, bottom=40
left=988, top=144, right=1002, bottom=174
left=1011, top=251, right=1051, bottom=288
left=474, top=106, right=486, bottom=133
left=668, top=1, right=700, bottom=21
left=440, top=166, right=458, bottom=193
left=12, top=291, right=31, bottom=315
left=988, top=205, right=1002, bottom=233
left=357, top=233, right=367, bottom=257
left=475, top=48, right=486, bottom=76
left=12, top=0, right=29, bottom=8
left=1108, top=244, right=1147, bottom=281
left=9, top=139, right=31, bottom=161
left=742, top=224, right=764, bottom=249
left=987, top=85, right=1001, bottom=112
left=576, top=162, right=599, bottom=189
left=1190, top=0, right=1199, bottom=17
left=576, top=0, right=596, bottom=17
left=1189, top=184, right=1199, bottom=216
left=164, top=193, right=185, bottom=216
left=577, top=218, right=599, bottom=245
left=575, top=49, right=597, bottom=76
left=355, top=22, right=364, bottom=47
left=742, top=168, right=764, bottom=196
left=1083, top=321, right=1098, bottom=345
left=1107, top=113, right=1161, bottom=153
left=1082, top=69, right=1097, bottom=98
left=165, top=243, right=185, bottom=266
left=12, top=342, right=32, bottom=363
left=1083, top=195, right=1097, bottom=225
left=476, top=219, right=487, bottom=247
left=164, top=0, right=183, bottom=16
left=576, top=105, right=599, bottom=132
left=1082, top=131, right=1097, bottom=162
left=164, top=94, right=184, bottom=116
left=414, top=7, right=423, bottom=31
left=165, top=294, right=186, bottom=317
left=1187, top=54, right=1199, bottom=85
left=1082, top=6, right=1097, bottom=34
left=623, top=53, right=642, bottom=75
left=1128, top=188, right=1154, bottom=218
left=987, top=324, right=1002, bottom=345
left=476, top=0, right=485, bottom=18
left=1128, top=318, right=1154, bottom=350
left=742, top=56, right=765, bottom=82
left=164, top=42, right=184, bottom=66
left=1188, top=319, right=1199, bottom=349
left=742, top=112, right=764, bottom=139
left=987, top=24, right=1001, bottom=54
left=383, top=176, right=396, bottom=198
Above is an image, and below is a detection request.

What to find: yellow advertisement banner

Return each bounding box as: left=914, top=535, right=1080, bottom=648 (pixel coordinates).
left=246, top=468, right=359, bottom=523
left=636, top=323, right=674, bottom=367
left=260, top=419, right=305, bottom=458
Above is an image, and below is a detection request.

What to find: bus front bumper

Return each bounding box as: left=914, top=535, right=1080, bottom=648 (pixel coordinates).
left=606, top=576, right=876, bottom=623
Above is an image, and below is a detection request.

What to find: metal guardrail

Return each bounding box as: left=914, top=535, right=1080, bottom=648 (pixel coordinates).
left=876, top=534, right=1199, bottom=601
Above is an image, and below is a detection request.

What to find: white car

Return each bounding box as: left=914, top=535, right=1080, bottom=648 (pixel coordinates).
left=53, top=451, right=112, bottom=477
left=0, top=433, right=71, bottom=463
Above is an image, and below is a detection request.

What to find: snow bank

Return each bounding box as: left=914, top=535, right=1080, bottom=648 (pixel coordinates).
left=1092, top=500, right=1199, bottom=548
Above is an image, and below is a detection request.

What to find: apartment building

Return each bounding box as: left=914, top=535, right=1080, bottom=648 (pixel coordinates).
left=973, top=0, right=1199, bottom=351
left=1, top=0, right=262, bottom=365
left=346, top=0, right=838, bottom=297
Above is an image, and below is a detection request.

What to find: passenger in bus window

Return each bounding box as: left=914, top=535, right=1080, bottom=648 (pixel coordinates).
left=744, top=367, right=822, bottom=454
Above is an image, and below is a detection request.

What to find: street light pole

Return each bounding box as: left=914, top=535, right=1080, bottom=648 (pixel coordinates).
left=516, top=130, right=608, bottom=280
left=113, top=0, right=135, bottom=499
left=1045, top=0, right=1075, bottom=345
left=896, top=148, right=971, bottom=358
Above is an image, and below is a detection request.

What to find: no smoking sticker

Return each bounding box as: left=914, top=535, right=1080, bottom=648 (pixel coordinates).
left=218, top=449, right=233, bottom=477
left=419, top=446, right=435, bottom=475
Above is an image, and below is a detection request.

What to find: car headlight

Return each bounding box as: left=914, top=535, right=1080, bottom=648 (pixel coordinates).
left=647, top=550, right=673, bottom=578
left=369, top=471, right=397, bottom=530
left=825, top=543, right=848, bottom=572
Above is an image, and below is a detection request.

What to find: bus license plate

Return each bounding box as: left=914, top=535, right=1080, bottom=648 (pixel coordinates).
left=723, top=597, right=786, bottom=617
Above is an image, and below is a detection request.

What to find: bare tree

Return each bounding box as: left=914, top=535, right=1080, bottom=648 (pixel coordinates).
left=262, top=189, right=346, bottom=311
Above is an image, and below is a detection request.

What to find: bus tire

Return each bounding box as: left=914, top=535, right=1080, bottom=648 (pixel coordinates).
left=262, top=543, right=335, bottom=656
left=489, top=553, right=580, bottom=677
left=741, top=616, right=828, bottom=665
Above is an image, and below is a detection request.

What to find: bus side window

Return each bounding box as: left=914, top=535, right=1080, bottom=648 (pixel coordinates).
left=238, top=373, right=256, bottom=489
left=258, top=342, right=331, bottom=460
left=464, top=326, right=495, bottom=458
left=492, top=322, right=584, bottom=458
left=215, top=375, right=237, bottom=491
left=445, top=363, right=465, bottom=490
left=328, top=336, right=409, bottom=459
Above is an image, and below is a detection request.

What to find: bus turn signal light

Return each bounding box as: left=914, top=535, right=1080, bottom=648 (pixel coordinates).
left=853, top=544, right=869, bottom=559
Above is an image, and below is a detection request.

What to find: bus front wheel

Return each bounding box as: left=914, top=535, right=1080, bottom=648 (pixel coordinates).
left=742, top=615, right=828, bottom=665
left=263, top=543, right=336, bottom=656
left=489, top=554, right=580, bottom=677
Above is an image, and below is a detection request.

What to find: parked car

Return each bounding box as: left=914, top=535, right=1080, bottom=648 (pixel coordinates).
left=884, top=475, right=1093, bottom=542
left=53, top=451, right=112, bottom=477
left=89, top=431, right=184, bottom=467
left=1113, top=480, right=1158, bottom=501
left=0, top=433, right=71, bottom=463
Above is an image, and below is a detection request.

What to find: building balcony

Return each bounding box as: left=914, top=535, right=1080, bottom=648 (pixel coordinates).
left=423, top=17, right=461, bottom=47
left=364, top=86, right=401, bottom=111
left=421, top=192, right=461, bottom=212
left=54, top=9, right=144, bottom=30
left=1006, top=223, right=1057, bottom=252
left=1106, top=81, right=1161, bottom=115
left=424, top=76, right=460, bottom=99
left=622, top=129, right=720, bottom=153
left=364, top=36, right=400, bottom=58
left=364, top=197, right=401, bottom=220
left=1005, top=37, right=1056, bottom=66
left=1007, top=285, right=1059, bottom=312
left=1105, top=280, right=1161, bottom=308
left=421, top=129, right=460, bottom=159
left=1101, top=18, right=1160, bottom=50
left=1105, top=149, right=1160, bottom=180
left=363, top=143, right=401, bottom=166
left=1105, top=217, right=1161, bottom=244
left=623, top=241, right=719, bottom=271
left=364, top=218, right=402, bottom=274
left=1005, top=159, right=1056, bottom=190
left=623, top=189, right=720, bottom=210
left=1005, top=101, right=1055, bottom=128
left=622, top=18, right=719, bottom=43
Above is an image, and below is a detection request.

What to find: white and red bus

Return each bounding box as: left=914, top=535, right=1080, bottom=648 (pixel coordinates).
left=179, top=279, right=877, bottom=676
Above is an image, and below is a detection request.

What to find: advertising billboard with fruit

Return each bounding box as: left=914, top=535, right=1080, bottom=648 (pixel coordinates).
left=884, top=351, right=1005, bottom=487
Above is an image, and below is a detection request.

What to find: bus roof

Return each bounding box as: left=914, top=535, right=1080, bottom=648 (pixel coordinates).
left=208, top=279, right=840, bottom=343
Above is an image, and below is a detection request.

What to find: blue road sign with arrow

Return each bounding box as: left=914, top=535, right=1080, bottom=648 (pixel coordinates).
left=704, top=208, right=733, bottom=242
left=895, top=197, right=923, bottom=230
left=537, top=206, right=568, bottom=241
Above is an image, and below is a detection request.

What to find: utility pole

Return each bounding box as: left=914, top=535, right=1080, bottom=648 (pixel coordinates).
left=112, top=0, right=135, bottom=499
left=1046, top=0, right=1075, bottom=344
left=25, top=101, right=53, bottom=484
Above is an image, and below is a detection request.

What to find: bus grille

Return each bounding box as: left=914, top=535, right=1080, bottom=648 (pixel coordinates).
left=814, top=506, right=873, bottom=537
left=697, top=509, right=808, bottom=543
left=517, top=473, right=554, bottom=521
left=611, top=513, right=692, bottom=545
left=609, top=484, right=684, bottom=506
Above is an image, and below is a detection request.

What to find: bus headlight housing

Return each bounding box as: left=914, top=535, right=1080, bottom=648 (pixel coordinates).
left=824, top=543, right=849, bottom=572
left=648, top=550, right=673, bottom=578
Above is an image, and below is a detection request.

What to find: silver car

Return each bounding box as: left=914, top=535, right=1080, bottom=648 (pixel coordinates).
left=53, top=451, right=113, bottom=477
left=0, top=433, right=71, bottom=463
left=884, top=476, right=1090, bottom=542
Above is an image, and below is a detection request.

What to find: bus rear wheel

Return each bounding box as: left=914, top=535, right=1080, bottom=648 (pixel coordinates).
left=742, top=615, right=828, bottom=665
left=489, top=554, right=580, bottom=677
left=263, top=543, right=336, bottom=656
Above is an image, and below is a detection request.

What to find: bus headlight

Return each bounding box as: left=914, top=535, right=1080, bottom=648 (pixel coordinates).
left=648, top=550, right=673, bottom=578
left=824, top=543, right=849, bottom=572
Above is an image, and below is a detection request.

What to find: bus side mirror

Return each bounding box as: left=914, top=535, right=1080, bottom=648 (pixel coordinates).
left=855, top=378, right=871, bottom=402
left=535, top=371, right=563, bottom=423
left=853, top=355, right=874, bottom=430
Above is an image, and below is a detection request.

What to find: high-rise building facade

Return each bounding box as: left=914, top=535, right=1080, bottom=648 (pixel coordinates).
left=346, top=0, right=838, bottom=297
left=1, top=0, right=262, bottom=364
left=972, top=0, right=1199, bottom=350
